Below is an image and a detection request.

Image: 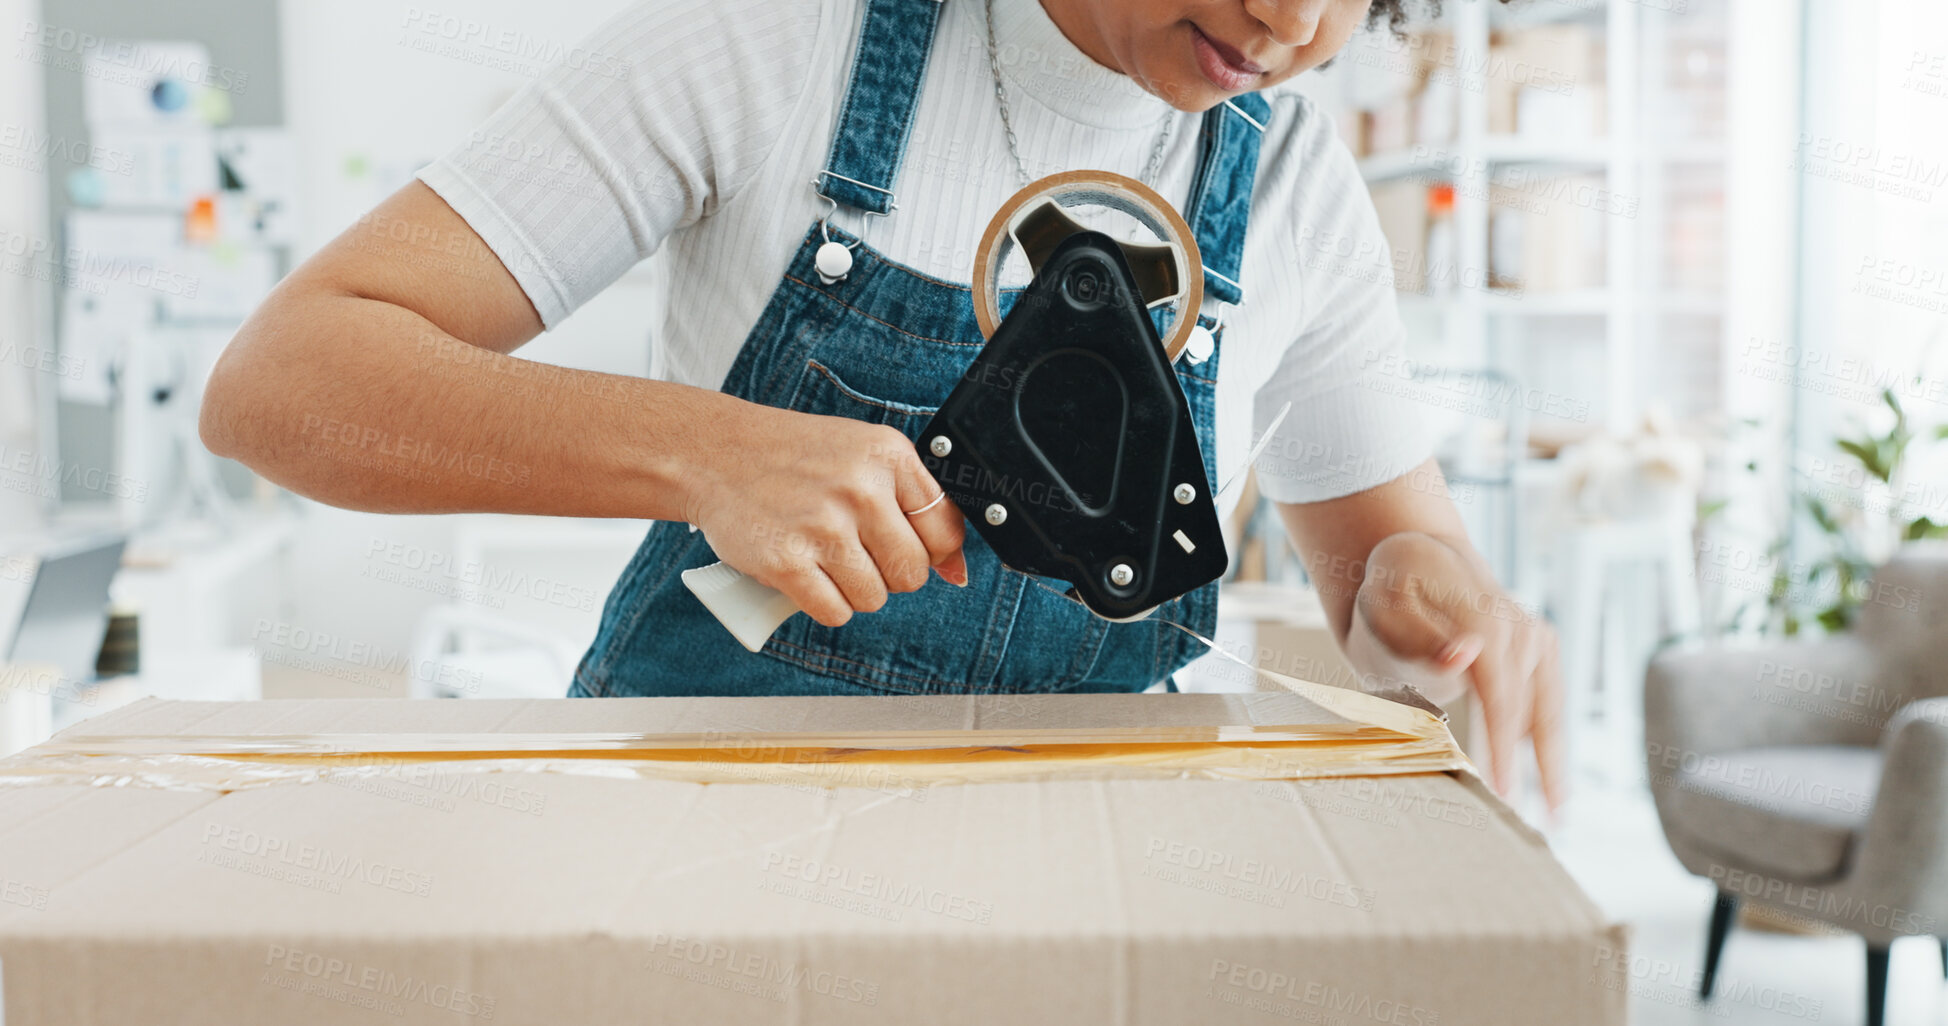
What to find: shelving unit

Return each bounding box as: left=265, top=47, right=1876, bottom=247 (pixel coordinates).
left=1318, top=0, right=1731, bottom=441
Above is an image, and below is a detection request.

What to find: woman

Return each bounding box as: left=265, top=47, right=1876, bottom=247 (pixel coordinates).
left=201, top=0, right=1561, bottom=802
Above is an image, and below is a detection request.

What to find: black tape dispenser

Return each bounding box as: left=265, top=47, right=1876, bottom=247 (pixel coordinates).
left=919, top=170, right=1227, bottom=621
left=684, top=171, right=1228, bottom=648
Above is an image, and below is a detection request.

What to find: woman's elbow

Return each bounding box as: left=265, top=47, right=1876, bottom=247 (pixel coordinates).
left=198, top=345, right=271, bottom=464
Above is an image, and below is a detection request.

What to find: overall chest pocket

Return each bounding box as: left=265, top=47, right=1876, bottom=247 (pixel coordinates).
left=763, top=356, right=1107, bottom=694
left=788, top=358, right=939, bottom=440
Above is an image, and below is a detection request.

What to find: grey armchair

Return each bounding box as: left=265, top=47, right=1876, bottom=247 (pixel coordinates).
left=1645, top=544, right=1948, bottom=1026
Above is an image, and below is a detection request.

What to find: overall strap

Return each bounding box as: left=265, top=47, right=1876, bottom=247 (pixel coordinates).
left=815, top=0, right=946, bottom=215
left=1186, top=95, right=1271, bottom=308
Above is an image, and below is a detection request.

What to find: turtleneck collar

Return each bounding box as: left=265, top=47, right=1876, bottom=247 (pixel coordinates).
left=978, top=0, right=1174, bottom=130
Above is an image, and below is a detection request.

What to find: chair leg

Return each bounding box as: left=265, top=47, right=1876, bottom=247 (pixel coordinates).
left=1940, top=937, right=1946, bottom=979
left=1700, top=891, right=1738, bottom=998
left=1866, top=944, right=1890, bottom=1026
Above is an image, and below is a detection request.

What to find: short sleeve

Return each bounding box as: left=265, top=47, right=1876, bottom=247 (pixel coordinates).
left=415, top=0, right=827, bottom=329
left=1248, top=95, right=1435, bottom=504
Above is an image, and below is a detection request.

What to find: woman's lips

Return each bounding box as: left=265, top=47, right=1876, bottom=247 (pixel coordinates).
left=1191, top=25, right=1266, bottom=92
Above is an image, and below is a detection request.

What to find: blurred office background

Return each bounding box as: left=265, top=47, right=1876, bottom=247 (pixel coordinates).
left=1, top=0, right=1946, bottom=1022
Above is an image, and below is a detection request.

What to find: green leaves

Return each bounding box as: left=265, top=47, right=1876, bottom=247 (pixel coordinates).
left=1833, top=387, right=1917, bottom=485
left=1835, top=438, right=1889, bottom=482
left=1907, top=517, right=1948, bottom=541
left=1724, top=373, right=1942, bottom=637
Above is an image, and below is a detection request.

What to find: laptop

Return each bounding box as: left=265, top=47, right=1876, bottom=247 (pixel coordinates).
left=4, top=534, right=127, bottom=687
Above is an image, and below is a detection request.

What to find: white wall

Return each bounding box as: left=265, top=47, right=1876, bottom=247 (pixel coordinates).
left=277, top=0, right=663, bottom=378
left=270, top=0, right=665, bottom=689
left=1792, top=0, right=1948, bottom=563
left=0, top=0, right=52, bottom=531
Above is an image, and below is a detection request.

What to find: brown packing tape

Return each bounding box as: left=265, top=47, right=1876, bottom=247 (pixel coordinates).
left=0, top=665, right=1473, bottom=792
left=971, top=170, right=1204, bottom=363
left=0, top=740, right=1469, bottom=793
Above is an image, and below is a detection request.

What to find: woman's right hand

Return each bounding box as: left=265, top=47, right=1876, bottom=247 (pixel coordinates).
left=681, top=402, right=969, bottom=627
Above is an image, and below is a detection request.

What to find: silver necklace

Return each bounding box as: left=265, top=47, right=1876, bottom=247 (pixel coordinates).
left=983, top=0, right=1176, bottom=189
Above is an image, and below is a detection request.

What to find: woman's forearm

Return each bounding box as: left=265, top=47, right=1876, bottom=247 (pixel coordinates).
left=201, top=285, right=742, bottom=521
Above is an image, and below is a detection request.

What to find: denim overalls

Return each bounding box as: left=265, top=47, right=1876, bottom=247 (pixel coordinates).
left=570, top=0, right=1271, bottom=699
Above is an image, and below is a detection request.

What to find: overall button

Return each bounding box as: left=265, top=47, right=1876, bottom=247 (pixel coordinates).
left=1184, top=325, right=1215, bottom=364
left=815, top=241, right=854, bottom=283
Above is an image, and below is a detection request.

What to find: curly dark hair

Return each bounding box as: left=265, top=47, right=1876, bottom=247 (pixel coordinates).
left=1366, top=0, right=1512, bottom=34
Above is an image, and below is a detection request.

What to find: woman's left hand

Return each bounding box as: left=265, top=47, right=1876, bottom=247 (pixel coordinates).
left=1352, top=531, right=1566, bottom=807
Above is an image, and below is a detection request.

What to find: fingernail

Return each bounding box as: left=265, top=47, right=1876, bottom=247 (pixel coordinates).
left=1439, top=636, right=1482, bottom=666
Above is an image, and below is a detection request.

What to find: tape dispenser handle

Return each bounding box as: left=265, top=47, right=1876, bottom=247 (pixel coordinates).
left=680, top=562, right=801, bottom=653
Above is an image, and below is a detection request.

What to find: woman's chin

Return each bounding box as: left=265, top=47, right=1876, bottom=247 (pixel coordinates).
left=1139, top=69, right=1229, bottom=113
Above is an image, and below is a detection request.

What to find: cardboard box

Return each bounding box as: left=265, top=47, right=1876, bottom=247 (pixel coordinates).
left=1368, top=181, right=1432, bottom=295
left=1489, top=175, right=1609, bottom=293
left=0, top=694, right=1625, bottom=1024
left=1486, top=26, right=1605, bottom=137
left=1213, top=583, right=1487, bottom=766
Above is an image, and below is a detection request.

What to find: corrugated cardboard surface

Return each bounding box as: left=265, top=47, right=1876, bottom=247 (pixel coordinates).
left=0, top=696, right=1626, bottom=1024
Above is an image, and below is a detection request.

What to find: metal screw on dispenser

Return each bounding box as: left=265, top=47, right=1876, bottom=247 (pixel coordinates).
left=985, top=503, right=1008, bottom=526
left=1172, top=483, right=1196, bottom=505
left=930, top=436, right=953, bottom=458
left=1109, top=563, right=1135, bottom=587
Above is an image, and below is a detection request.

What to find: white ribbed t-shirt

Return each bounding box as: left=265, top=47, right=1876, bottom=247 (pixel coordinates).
left=416, top=0, right=1431, bottom=508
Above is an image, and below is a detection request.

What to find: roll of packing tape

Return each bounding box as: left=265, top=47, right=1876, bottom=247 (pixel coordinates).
left=686, top=171, right=1207, bottom=653
left=971, top=170, right=1204, bottom=364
